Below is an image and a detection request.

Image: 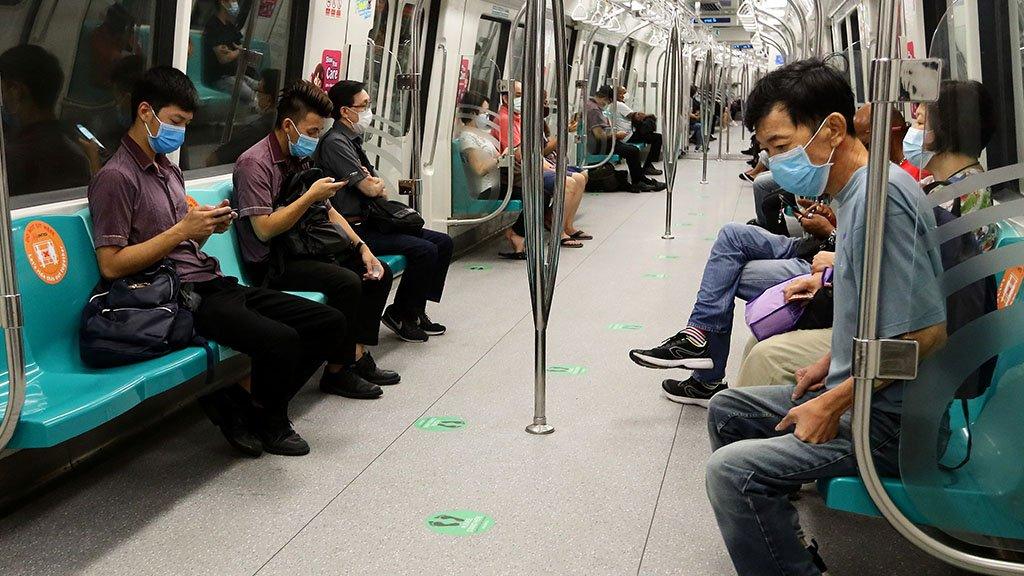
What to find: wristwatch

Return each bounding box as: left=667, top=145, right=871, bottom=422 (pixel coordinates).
left=354, top=241, right=365, bottom=253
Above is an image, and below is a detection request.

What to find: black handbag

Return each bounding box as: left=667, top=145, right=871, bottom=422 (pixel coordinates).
left=272, top=168, right=354, bottom=258
left=79, top=261, right=205, bottom=367
left=363, top=197, right=425, bottom=234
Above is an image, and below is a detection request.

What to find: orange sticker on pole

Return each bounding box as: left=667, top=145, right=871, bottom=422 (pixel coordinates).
left=23, top=220, right=68, bottom=285
left=998, top=266, right=1024, bottom=309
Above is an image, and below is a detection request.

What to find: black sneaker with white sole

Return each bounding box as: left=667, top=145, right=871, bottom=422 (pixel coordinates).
left=382, top=304, right=429, bottom=342
left=418, top=312, right=446, bottom=336
left=629, top=329, right=714, bottom=370
left=661, top=377, right=727, bottom=407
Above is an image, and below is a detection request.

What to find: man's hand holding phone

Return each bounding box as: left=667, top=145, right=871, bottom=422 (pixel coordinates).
left=306, top=177, right=349, bottom=202
left=358, top=244, right=384, bottom=281
left=178, top=200, right=235, bottom=240
left=784, top=273, right=823, bottom=303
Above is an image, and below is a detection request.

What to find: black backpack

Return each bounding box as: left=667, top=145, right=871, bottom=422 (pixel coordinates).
left=585, top=163, right=621, bottom=192
left=272, top=168, right=355, bottom=258
left=363, top=196, right=425, bottom=234
left=80, top=261, right=206, bottom=368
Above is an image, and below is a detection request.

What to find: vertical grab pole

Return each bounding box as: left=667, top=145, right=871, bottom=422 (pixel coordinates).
left=0, top=79, right=27, bottom=453
left=699, top=48, right=714, bottom=184
left=716, top=54, right=728, bottom=161
left=407, top=0, right=426, bottom=211
left=660, top=22, right=683, bottom=240
left=740, top=62, right=748, bottom=142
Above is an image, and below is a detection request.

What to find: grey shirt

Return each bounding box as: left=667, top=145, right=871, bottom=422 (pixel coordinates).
left=827, top=164, right=946, bottom=414
left=313, top=122, right=374, bottom=218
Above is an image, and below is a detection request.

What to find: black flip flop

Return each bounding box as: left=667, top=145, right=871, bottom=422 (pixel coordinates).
left=499, top=251, right=527, bottom=260
left=569, top=230, right=594, bottom=240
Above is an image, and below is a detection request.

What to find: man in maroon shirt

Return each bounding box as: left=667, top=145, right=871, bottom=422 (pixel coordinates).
left=88, top=67, right=349, bottom=458
left=233, top=80, right=398, bottom=396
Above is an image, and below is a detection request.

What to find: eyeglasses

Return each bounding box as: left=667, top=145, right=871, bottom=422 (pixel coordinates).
left=349, top=101, right=372, bottom=111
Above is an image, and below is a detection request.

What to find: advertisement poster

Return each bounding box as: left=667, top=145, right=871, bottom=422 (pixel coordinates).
left=320, top=50, right=343, bottom=90
left=325, top=0, right=343, bottom=18
left=456, top=57, right=471, bottom=104
left=355, top=0, right=372, bottom=20
left=258, top=0, right=278, bottom=18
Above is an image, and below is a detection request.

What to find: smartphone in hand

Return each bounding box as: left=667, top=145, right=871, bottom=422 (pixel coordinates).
left=76, top=124, right=105, bottom=150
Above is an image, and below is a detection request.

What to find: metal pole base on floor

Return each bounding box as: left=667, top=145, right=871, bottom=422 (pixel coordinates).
left=526, top=421, right=555, bottom=435
left=662, top=234, right=675, bottom=239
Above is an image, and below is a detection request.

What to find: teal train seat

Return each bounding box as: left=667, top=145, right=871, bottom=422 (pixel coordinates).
left=450, top=139, right=523, bottom=216
left=819, top=221, right=1024, bottom=528
left=0, top=216, right=212, bottom=448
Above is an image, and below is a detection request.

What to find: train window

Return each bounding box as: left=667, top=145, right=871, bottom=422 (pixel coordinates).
left=622, top=42, right=635, bottom=85
left=604, top=45, right=616, bottom=87
left=0, top=0, right=170, bottom=207
left=589, top=42, right=604, bottom=94
left=365, top=0, right=389, bottom=98
left=179, top=0, right=303, bottom=173
left=470, top=17, right=508, bottom=107
left=384, top=2, right=417, bottom=135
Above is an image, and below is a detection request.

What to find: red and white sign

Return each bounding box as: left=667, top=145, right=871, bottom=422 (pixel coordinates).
left=998, top=266, right=1024, bottom=309
left=258, top=0, right=278, bottom=18
left=324, top=0, right=343, bottom=19
left=321, top=50, right=342, bottom=90
left=456, top=57, right=471, bottom=104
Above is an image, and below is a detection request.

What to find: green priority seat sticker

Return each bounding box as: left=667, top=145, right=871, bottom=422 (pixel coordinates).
left=426, top=510, right=495, bottom=536
left=608, top=323, right=644, bottom=331
left=414, top=416, right=467, bottom=431
left=547, top=364, right=587, bottom=375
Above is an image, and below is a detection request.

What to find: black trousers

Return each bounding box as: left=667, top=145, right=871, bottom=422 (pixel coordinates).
left=627, top=131, right=663, bottom=166
left=246, top=253, right=393, bottom=350
left=357, top=226, right=453, bottom=317
left=192, top=277, right=348, bottom=418
left=614, top=140, right=645, bottom=185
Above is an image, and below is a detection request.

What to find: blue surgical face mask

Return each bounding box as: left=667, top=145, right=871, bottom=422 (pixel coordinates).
left=145, top=113, right=186, bottom=154
left=769, top=118, right=836, bottom=198
left=903, top=126, right=934, bottom=170
left=226, top=1, right=240, bottom=18
left=287, top=122, right=318, bottom=158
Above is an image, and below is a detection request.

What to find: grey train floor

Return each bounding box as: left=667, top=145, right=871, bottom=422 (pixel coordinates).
left=0, top=150, right=978, bottom=575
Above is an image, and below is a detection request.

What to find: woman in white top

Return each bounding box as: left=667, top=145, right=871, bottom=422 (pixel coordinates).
left=458, top=91, right=505, bottom=198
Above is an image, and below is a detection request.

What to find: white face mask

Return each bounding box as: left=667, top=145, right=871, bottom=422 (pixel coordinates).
left=512, top=97, right=522, bottom=112
left=350, top=109, right=373, bottom=134
left=474, top=113, right=490, bottom=129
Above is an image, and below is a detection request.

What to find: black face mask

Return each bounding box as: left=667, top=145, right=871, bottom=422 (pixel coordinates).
left=543, top=106, right=551, bottom=117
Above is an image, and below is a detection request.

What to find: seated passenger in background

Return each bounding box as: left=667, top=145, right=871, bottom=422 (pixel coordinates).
left=0, top=44, right=91, bottom=196
left=208, top=68, right=281, bottom=166
left=614, top=86, right=663, bottom=176
left=588, top=85, right=665, bottom=192
left=907, top=79, right=997, bottom=251
left=457, top=91, right=506, bottom=198
left=704, top=59, right=947, bottom=576
left=202, top=0, right=257, bottom=100
left=88, top=67, right=352, bottom=457
left=233, top=80, right=398, bottom=398
left=317, top=80, right=453, bottom=343
left=542, top=96, right=590, bottom=247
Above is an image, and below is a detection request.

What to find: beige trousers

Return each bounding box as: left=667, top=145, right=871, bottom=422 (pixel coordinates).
left=734, top=328, right=833, bottom=388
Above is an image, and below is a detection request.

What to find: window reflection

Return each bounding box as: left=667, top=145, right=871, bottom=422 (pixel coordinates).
left=0, top=0, right=157, bottom=198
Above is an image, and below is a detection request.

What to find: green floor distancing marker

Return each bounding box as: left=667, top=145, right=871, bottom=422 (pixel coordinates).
left=414, top=416, right=467, bottom=431
left=465, top=263, right=492, bottom=271
left=643, top=273, right=669, bottom=279
left=657, top=254, right=680, bottom=260
left=547, top=364, right=587, bottom=376
left=688, top=211, right=704, bottom=216
left=426, top=510, right=495, bottom=536
left=608, top=323, right=644, bottom=331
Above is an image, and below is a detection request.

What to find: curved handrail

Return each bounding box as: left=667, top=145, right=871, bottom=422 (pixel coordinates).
left=0, top=83, right=27, bottom=454
left=812, top=0, right=825, bottom=56
left=422, top=43, right=449, bottom=168
left=783, top=0, right=809, bottom=59
left=755, top=9, right=798, bottom=59
left=853, top=0, right=1024, bottom=573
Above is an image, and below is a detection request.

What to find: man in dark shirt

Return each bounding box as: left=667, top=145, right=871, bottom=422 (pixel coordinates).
left=233, top=80, right=398, bottom=396
left=88, top=66, right=349, bottom=458
left=315, top=80, right=454, bottom=343
left=0, top=44, right=91, bottom=196
left=207, top=68, right=280, bottom=166
left=587, top=85, right=664, bottom=193
left=202, top=0, right=257, bottom=100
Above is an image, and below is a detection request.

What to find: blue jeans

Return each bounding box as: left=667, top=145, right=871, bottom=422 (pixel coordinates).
left=687, top=223, right=810, bottom=382
left=706, top=385, right=902, bottom=575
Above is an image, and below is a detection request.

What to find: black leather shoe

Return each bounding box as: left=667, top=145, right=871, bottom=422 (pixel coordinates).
left=198, top=388, right=263, bottom=458
left=320, top=369, right=384, bottom=399
left=256, top=414, right=310, bottom=456
left=631, top=181, right=660, bottom=193
left=643, top=178, right=667, bottom=191
left=644, top=165, right=663, bottom=176
left=354, top=351, right=400, bottom=386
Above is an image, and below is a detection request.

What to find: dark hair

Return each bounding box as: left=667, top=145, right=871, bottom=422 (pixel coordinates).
left=111, top=54, right=145, bottom=95
left=927, top=80, right=996, bottom=159
left=596, top=85, right=614, bottom=101
left=131, top=66, right=198, bottom=121
left=744, top=58, right=856, bottom=136
left=276, top=80, right=332, bottom=127
left=103, top=3, right=134, bottom=37
left=459, top=90, right=488, bottom=125
left=327, top=80, right=366, bottom=120
left=0, top=44, right=64, bottom=110
left=259, top=68, right=282, bottom=97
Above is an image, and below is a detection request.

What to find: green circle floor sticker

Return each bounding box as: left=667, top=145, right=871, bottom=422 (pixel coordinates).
left=547, top=364, right=587, bottom=375
left=426, top=510, right=495, bottom=536
left=465, top=263, right=492, bottom=271
left=414, top=416, right=467, bottom=431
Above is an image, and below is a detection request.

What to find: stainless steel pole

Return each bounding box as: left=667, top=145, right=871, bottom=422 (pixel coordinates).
left=699, top=48, right=713, bottom=184
left=221, top=6, right=259, bottom=143
left=407, top=0, right=426, bottom=211
left=660, top=22, right=683, bottom=240
left=0, top=78, right=27, bottom=453
left=850, top=1, right=1024, bottom=572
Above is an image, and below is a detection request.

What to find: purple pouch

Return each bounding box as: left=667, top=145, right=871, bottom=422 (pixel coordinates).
left=745, top=274, right=811, bottom=341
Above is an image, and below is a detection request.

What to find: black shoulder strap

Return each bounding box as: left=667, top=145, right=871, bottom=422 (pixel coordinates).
left=939, top=399, right=972, bottom=472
